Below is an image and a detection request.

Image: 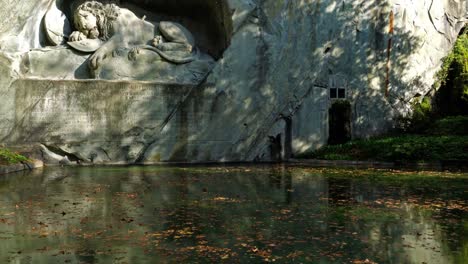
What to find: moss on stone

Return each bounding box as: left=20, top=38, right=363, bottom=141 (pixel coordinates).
left=0, top=148, right=29, bottom=165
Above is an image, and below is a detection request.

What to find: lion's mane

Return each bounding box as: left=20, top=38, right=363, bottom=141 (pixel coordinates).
left=74, top=1, right=120, bottom=41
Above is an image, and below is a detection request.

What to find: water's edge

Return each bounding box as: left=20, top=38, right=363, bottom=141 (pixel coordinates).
left=0, top=159, right=43, bottom=175
left=1, top=158, right=466, bottom=176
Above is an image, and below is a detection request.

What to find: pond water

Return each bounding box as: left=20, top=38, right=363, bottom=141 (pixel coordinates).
left=0, top=165, right=466, bottom=263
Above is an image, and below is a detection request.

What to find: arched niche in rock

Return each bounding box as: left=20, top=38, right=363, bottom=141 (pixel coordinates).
left=55, top=0, right=233, bottom=59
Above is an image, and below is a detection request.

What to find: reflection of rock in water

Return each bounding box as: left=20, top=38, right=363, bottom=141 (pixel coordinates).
left=42, top=169, right=69, bottom=184
left=0, top=166, right=465, bottom=263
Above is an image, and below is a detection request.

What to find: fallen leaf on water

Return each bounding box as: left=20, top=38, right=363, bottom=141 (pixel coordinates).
left=352, top=259, right=377, bottom=264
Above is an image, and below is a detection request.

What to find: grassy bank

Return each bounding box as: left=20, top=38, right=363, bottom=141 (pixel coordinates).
left=0, top=148, right=29, bottom=165
left=297, top=135, right=468, bottom=162
left=298, top=116, right=468, bottom=162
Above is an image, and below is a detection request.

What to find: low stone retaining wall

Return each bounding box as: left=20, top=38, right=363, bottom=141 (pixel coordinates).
left=0, top=159, right=44, bottom=175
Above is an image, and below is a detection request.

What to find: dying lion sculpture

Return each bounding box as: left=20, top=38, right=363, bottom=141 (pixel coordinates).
left=68, top=1, right=198, bottom=70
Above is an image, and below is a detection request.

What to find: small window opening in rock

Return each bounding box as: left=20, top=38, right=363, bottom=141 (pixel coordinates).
left=324, top=47, right=331, bottom=54
left=329, top=74, right=347, bottom=99
left=330, top=88, right=338, bottom=99
left=338, top=88, right=346, bottom=98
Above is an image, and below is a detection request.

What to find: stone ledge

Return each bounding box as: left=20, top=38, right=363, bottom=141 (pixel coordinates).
left=0, top=159, right=44, bottom=175
left=17, top=77, right=207, bottom=87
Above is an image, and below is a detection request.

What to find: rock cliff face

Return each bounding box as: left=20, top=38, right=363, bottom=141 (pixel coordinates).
left=0, top=0, right=466, bottom=163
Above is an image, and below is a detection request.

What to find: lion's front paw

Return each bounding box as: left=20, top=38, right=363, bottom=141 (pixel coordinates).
left=89, top=48, right=109, bottom=70
left=69, top=31, right=87, bottom=42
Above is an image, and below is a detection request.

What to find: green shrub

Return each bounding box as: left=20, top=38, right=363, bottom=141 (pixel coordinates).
left=0, top=148, right=29, bottom=165
left=426, top=116, right=468, bottom=135
left=322, top=153, right=353, bottom=160
left=436, top=29, right=468, bottom=87
left=410, top=97, right=433, bottom=133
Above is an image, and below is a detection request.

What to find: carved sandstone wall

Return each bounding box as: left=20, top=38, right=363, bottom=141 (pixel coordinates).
left=0, top=0, right=466, bottom=163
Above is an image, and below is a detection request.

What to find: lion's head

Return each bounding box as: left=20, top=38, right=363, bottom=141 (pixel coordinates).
left=73, top=1, right=120, bottom=41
